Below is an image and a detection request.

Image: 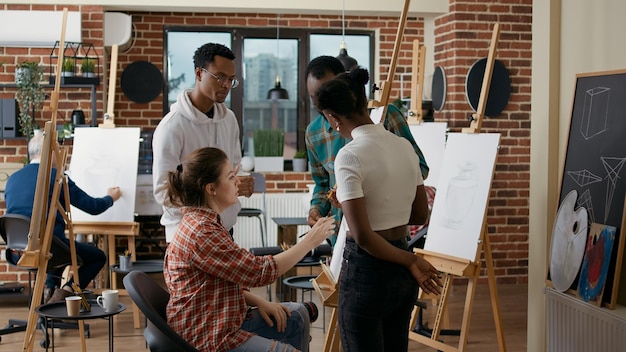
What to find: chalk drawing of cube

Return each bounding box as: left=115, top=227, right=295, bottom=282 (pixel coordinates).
left=580, top=87, right=610, bottom=140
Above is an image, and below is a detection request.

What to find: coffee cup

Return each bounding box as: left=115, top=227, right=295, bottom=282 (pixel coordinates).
left=96, top=289, right=119, bottom=313
left=65, top=296, right=81, bottom=317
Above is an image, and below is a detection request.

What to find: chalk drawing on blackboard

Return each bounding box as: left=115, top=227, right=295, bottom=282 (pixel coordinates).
left=602, top=156, right=626, bottom=223
left=580, top=86, right=610, bottom=140
left=442, top=161, right=478, bottom=229
left=568, top=169, right=602, bottom=187
left=577, top=189, right=596, bottom=225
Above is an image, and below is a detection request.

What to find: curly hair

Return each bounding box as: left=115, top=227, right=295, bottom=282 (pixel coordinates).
left=193, top=43, right=235, bottom=69
left=165, top=147, right=228, bottom=208
left=315, top=67, right=370, bottom=119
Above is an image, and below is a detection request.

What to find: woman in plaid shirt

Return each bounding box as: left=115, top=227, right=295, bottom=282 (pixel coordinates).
left=163, top=147, right=335, bottom=351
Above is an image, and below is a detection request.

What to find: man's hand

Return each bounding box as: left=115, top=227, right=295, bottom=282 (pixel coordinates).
left=237, top=175, right=255, bottom=197
left=107, top=187, right=122, bottom=201
left=308, top=208, right=322, bottom=227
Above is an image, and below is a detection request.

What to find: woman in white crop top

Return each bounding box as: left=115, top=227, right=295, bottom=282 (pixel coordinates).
left=315, top=67, right=443, bottom=352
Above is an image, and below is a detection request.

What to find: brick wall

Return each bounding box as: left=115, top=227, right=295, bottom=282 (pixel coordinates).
left=0, top=1, right=532, bottom=285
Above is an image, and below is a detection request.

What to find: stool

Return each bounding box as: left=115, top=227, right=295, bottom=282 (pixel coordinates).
left=110, top=260, right=164, bottom=329
left=282, top=275, right=326, bottom=332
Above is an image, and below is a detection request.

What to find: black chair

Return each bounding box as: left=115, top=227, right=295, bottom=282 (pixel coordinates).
left=237, top=172, right=267, bottom=247
left=123, top=270, right=198, bottom=352
left=0, top=213, right=88, bottom=347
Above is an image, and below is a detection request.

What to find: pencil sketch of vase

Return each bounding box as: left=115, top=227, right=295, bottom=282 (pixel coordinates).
left=442, top=161, right=478, bottom=229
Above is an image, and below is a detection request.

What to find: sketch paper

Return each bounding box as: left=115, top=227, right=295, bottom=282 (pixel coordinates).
left=68, top=127, right=140, bottom=222
left=424, top=133, right=500, bottom=261
left=409, top=122, right=447, bottom=187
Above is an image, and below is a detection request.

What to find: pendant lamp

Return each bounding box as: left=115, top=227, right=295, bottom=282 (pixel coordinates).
left=336, top=0, right=358, bottom=71
left=267, top=14, right=289, bottom=100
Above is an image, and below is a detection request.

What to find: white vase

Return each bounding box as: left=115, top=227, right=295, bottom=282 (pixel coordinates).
left=254, top=157, right=284, bottom=172
left=293, top=158, right=307, bottom=172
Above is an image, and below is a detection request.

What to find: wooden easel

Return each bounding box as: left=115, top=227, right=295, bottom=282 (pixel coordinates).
left=367, top=0, right=411, bottom=126
left=72, top=42, right=144, bottom=327
left=312, top=1, right=412, bottom=350
left=100, top=44, right=118, bottom=128
left=407, top=39, right=426, bottom=125
left=18, top=8, right=88, bottom=352
left=311, top=262, right=340, bottom=352
left=408, top=23, right=506, bottom=352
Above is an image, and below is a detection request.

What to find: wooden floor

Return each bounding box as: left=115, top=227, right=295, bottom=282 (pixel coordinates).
left=0, top=281, right=527, bottom=351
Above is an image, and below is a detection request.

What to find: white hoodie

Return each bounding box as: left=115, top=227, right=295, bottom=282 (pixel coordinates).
left=152, top=89, right=242, bottom=242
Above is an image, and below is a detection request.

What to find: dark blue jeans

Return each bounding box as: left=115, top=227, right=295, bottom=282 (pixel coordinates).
left=338, top=238, right=418, bottom=352
left=45, top=236, right=106, bottom=290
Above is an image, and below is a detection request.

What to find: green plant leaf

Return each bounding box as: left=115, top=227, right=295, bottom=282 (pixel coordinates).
left=253, top=129, right=284, bottom=157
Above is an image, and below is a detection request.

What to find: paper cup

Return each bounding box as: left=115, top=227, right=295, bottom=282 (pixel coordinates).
left=65, top=296, right=81, bottom=317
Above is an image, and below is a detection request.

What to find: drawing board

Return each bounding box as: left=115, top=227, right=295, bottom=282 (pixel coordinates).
left=557, top=69, right=626, bottom=307
left=68, top=127, right=140, bottom=222
left=424, top=132, right=500, bottom=261
left=408, top=122, right=447, bottom=188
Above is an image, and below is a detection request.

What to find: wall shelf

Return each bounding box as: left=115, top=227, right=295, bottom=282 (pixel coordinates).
left=0, top=83, right=98, bottom=128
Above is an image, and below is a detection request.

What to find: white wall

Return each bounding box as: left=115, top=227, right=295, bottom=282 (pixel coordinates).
left=1, top=0, right=448, bottom=16
left=530, top=0, right=626, bottom=351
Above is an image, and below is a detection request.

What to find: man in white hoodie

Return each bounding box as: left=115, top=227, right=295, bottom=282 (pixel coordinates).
left=153, top=43, right=254, bottom=242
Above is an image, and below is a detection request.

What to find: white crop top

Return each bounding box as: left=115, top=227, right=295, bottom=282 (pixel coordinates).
left=335, top=124, right=423, bottom=231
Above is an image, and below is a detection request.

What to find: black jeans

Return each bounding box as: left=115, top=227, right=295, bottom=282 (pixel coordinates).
left=338, top=238, right=418, bottom=352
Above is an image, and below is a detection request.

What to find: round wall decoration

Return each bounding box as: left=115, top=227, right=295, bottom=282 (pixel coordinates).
left=465, top=58, right=510, bottom=117
left=121, top=61, right=163, bottom=104
left=431, top=66, right=447, bottom=112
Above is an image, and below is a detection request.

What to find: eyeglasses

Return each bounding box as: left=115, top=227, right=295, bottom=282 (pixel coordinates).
left=201, top=68, right=240, bottom=89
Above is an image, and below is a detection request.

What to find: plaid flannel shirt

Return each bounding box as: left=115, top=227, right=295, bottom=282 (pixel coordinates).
left=165, top=207, right=279, bottom=351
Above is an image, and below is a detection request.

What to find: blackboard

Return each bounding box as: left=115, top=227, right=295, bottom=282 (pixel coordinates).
left=558, top=69, right=626, bottom=308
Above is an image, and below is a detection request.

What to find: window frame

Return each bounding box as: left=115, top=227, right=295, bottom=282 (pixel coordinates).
left=163, top=26, right=375, bottom=155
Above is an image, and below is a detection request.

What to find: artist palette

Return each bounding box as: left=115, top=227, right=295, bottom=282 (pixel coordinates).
left=550, top=190, right=589, bottom=292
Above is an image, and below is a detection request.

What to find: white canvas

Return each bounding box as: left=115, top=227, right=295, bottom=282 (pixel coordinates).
left=409, top=122, right=447, bottom=187
left=424, top=133, right=500, bottom=261
left=68, top=127, right=140, bottom=222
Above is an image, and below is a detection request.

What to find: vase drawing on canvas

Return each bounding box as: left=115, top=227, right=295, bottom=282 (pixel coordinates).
left=442, top=161, right=478, bottom=229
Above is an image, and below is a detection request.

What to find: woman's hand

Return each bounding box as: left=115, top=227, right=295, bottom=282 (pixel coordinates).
left=256, top=300, right=291, bottom=332
left=303, top=216, right=335, bottom=244
left=408, top=256, right=443, bottom=295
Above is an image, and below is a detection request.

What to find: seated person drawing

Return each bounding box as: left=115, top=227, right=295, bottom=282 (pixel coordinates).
left=315, top=67, right=443, bottom=352
left=163, top=147, right=336, bottom=352
left=4, top=131, right=122, bottom=304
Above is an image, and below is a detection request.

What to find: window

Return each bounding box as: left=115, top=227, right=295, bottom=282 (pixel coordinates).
left=164, top=27, right=373, bottom=160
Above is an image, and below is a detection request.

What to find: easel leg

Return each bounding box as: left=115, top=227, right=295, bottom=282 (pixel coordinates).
left=432, top=274, right=452, bottom=340
left=483, top=232, right=507, bottom=351
left=22, top=266, right=46, bottom=352
left=458, top=275, right=478, bottom=351
left=323, top=307, right=341, bottom=352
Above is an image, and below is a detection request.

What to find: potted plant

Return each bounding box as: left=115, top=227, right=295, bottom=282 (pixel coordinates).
left=81, top=57, right=96, bottom=78
left=253, top=129, right=284, bottom=172
left=61, top=57, right=75, bottom=77
left=292, top=150, right=308, bottom=172
left=15, top=61, right=45, bottom=142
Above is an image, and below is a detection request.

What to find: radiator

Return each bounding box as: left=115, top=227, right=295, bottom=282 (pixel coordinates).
left=546, top=287, right=626, bottom=351
left=233, top=193, right=311, bottom=249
